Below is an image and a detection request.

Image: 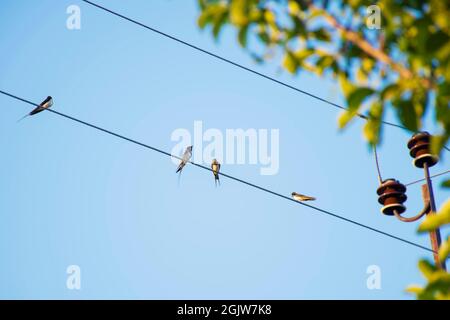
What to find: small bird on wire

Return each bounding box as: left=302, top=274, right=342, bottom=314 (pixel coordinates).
left=211, top=158, right=221, bottom=186
left=18, top=96, right=53, bottom=122
left=291, top=192, right=316, bottom=202
left=176, top=145, right=193, bottom=174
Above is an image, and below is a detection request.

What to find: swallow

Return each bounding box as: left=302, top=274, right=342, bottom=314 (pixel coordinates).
left=291, top=192, right=316, bottom=202
left=176, top=145, right=193, bottom=173
left=18, top=96, right=53, bottom=122
left=211, top=158, right=221, bottom=186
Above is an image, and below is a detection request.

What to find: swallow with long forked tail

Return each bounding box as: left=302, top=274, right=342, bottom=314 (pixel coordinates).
left=176, top=146, right=193, bottom=174
left=18, top=96, right=53, bottom=122
left=211, top=158, right=221, bottom=186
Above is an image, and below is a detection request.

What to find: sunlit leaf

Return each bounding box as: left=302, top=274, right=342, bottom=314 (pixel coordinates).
left=431, top=134, right=449, bottom=155
left=338, top=87, right=375, bottom=128
left=405, top=285, right=423, bottom=295
left=393, top=98, right=419, bottom=132
left=442, top=179, right=450, bottom=188
left=310, top=28, right=331, bottom=42
left=419, top=200, right=450, bottom=232
left=418, top=260, right=437, bottom=281
left=439, top=237, right=450, bottom=261
left=316, top=55, right=335, bottom=75
left=347, top=87, right=375, bottom=110
left=283, top=50, right=298, bottom=74
left=380, top=83, right=400, bottom=100
left=264, top=10, right=276, bottom=25
left=230, top=0, right=249, bottom=26
left=338, top=75, right=357, bottom=99
left=238, top=25, right=249, bottom=47
left=363, top=101, right=383, bottom=145
left=288, top=0, right=301, bottom=15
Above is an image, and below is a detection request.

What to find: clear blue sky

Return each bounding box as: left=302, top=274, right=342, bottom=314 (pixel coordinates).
left=0, top=0, right=448, bottom=299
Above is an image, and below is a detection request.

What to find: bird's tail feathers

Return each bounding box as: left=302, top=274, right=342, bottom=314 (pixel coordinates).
left=177, top=170, right=182, bottom=186
left=176, top=162, right=185, bottom=173
left=17, top=113, right=29, bottom=123
left=215, top=175, right=220, bottom=187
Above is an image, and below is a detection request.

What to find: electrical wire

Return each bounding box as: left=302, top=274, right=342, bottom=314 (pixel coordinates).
left=373, top=145, right=383, bottom=185
left=80, top=0, right=450, bottom=154
left=80, top=0, right=411, bottom=131
left=405, top=170, right=450, bottom=187
left=0, top=89, right=444, bottom=255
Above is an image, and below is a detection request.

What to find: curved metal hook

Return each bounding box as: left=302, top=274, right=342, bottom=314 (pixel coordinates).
left=393, top=201, right=430, bottom=222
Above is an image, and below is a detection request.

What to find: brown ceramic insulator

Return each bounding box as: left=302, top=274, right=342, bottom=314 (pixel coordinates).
left=376, top=179, right=407, bottom=216
left=407, top=132, right=438, bottom=168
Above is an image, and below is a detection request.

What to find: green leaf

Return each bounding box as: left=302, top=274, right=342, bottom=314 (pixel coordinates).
left=356, top=68, right=368, bottom=83
left=283, top=50, right=298, bottom=74
left=420, top=271, right=450, bottom=299
left=310, top=28, right=331, bottom=42
left=439, top=237, right=450, bottom=261
left=338, top=112, right=354, bottom=129
left=338, top=87, right=375, bottom=129
left=230, top=0, right=249, bottom=27
left=238, top=25, right=249, bottom=47
left=338, top=75, right=357, bottom=99
left=198, top=11, right=211, bottom=29
left=198, top=4, right=227, bottom=30
left=431, top=134, right=449, bottom=155
left=405, top=285, right=423, bottom=295
left=197, top=0, right=206, bottom=10
left=212, top=11, right=228, bottom=39
left=288, top=0, right=301, bottom=15
left=393, top=98, right=419, bottom=132
left=426, top=30, right=449, bottom=55
left=316, top=55, right=335, bottom=75
left=264, top=10, right=276, bottom=25
left=442, top=179, right=450, bottom=189
left=347, top=87, right=375, bottom=110
left=289, top=16, right=307, bottom=39
left=257, top=27, right=270, bottom=44
left=380, top=83, right=401, bottom=100
left=418, top=200, right=450, bottom=232
left=363, top=106, right=383, bottom=145
left=361, top=58, right=375, bottom=73
left=418, top=260, right=437, bottom=281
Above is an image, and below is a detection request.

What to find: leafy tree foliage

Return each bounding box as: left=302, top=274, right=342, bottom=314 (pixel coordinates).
left=197, top=0, right=449, bottom=150
left=197, top=0, right=450, bottom=299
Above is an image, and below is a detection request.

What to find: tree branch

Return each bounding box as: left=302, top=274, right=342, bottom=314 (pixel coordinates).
left=313, top=7, right=433, bottom=89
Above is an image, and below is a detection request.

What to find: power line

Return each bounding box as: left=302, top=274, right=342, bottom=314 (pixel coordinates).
left=0, top=89, right=443, bottom=255
left=80, top=0, right=450, bottom=154
left=405, top=170, right=450, bottom=187
left=81, top=0, right=450, bottom=187
left=372, top=147, right=450, bottom=187
left=373, top=145, right=383, bottom=185
left=80, top=0, right=409, bottom=131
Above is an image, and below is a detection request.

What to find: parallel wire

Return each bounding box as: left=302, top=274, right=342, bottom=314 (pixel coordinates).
left=79, top=0, right=450, bottom=171
left=405, top=170, right=450, bottom=187
left=80, top=0, right=410, bottom=131
left=1, top=89, right=445, bottom=255
left=373, top=145, right=383, bottom=185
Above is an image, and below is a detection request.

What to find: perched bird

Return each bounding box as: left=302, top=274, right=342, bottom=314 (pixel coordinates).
left=291, top=192, right=316, bottom=202
left=176, top=146, right=193, bottom=173
left=18, top=96, right=53, bottom=122
left=211, top=159, right=221, bottom=186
